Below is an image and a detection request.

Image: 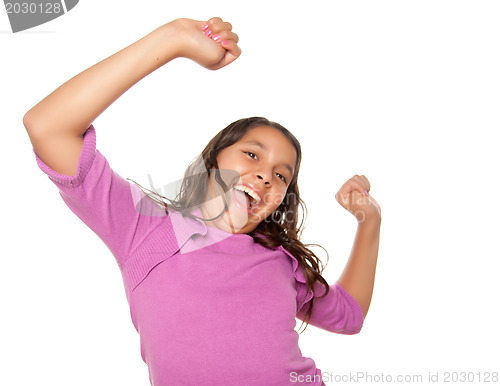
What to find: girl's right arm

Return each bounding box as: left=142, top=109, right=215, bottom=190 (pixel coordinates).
left=22, top=17, right=240, bottom=176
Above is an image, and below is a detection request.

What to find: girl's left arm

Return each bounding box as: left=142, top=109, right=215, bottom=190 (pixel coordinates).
left=334, top=174, right=382, bottom=319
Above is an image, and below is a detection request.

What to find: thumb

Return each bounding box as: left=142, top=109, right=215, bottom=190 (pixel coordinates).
left=196, top=20, right=207, bottom=31
left=211, top=39, right=242, bottom=69
left=335, top=190, right=350, bottom=207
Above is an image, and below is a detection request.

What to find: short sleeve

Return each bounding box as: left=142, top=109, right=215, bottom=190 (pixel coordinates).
left=33, top=124, right=166, bottom=267
left=296, top=280, right=365, bottom=335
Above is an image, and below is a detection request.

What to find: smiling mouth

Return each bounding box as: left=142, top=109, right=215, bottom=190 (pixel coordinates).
left=233, top=184, right=262, bottom=204
left=231, top=187, right=258, bottom=213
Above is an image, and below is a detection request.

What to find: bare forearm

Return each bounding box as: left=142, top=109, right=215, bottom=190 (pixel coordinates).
left=23, top=23, right=180, bottom=137
left=337, top=218, right=381, bottom=318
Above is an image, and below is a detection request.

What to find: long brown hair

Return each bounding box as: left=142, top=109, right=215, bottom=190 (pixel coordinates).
left=127, top=117, right=330, bottom=334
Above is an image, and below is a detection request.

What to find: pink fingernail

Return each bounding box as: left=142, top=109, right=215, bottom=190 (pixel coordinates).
left=202, top=24, right=209, bottom=31
left=212, top=34, right=220, bottom=41
left=221, top=40, right=228, bottom=45
left=205, top=29, right=212, bottom=37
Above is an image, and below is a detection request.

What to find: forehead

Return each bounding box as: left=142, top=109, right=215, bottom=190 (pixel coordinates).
left=239, top=126, right=297, bottom=162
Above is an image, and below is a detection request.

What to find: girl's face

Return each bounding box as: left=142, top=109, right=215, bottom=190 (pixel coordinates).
left=200, top=125, right=297, bottom=234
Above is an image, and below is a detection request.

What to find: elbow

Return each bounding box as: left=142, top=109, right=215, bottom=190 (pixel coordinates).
left=23, top=110, right=40, bottom=133
left=23, top=111, right=33, bottom=130
left=330, top=324, right=363, bottom=335
left=347, top=324, right=363, bottom=335
left=23, top=111, right=48, bottom=141
left=327, top=311, right=365, bottom=335
left=23, top=106, right=49, bottom=131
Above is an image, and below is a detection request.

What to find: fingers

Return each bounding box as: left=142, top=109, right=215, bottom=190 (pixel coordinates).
left=219, top=39, right=242, bottom=64
left=201, top=16, right=242, bottom=69
left=206, top=30, right=239, bottom=44
left=205, top=17, right=232, bottom=33
left=351, top=174, right=371, bottom=195
left=335, top=174, right=380, bottom=222
left=336, top=175, right=371, bottom=200
left=202, top=17, right=238, bottom=42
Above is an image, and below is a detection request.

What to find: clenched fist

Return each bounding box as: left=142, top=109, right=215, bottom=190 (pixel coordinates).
left=335, top=174, right=381, bottom=223
left=165, top=17, right=241, bottom=71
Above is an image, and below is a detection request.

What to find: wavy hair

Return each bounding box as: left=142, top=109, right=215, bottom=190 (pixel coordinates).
left=127, top=117, right=330, bottom=334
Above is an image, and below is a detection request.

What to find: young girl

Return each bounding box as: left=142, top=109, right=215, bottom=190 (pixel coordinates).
left=23, top=17, right=381, bottom=386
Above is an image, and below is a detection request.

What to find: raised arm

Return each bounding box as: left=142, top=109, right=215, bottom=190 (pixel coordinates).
left=334, top=174, right=382, bottom=319
left=23, top=17, right=241, bottom=175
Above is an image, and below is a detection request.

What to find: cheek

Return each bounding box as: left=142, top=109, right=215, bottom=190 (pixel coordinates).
left=218, top=157, right=249, bottom=174
left=263, top=192, right=286, bottom=209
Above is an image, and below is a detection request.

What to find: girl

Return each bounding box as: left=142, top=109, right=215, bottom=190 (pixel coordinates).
left=23, top=17, right=381, bottom=386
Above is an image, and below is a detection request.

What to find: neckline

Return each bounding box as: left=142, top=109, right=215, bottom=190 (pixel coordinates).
left=186, top=206, right=255, bottom=240
left=205, top=221, right=254, bottom=239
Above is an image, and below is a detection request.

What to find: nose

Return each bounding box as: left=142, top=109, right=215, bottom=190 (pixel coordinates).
left=256, top=169, right=272, bottom=185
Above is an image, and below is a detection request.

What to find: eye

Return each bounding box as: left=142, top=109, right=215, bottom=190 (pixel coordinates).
left=276, top=173, right=287, bottom=183
left=244, top=151, right=257, bottom=159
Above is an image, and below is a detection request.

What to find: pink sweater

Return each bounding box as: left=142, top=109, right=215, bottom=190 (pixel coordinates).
left=33, top=124, right=365, bottom=386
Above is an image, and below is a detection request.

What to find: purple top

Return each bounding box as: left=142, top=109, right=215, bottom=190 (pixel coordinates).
left=33, top=124, right=365, bottom=386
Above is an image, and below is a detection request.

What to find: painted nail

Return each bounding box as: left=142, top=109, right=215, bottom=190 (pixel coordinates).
left=205, top=29, right=212, bottom=37
left=202, top=24, right=209, bottom=31
left=221, top=40, right=228, bottom=45
left=212, top=34, right=220, bottom=41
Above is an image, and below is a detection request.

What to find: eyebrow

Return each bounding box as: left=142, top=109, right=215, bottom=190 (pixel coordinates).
left=242, top=140, right=295, bottom=177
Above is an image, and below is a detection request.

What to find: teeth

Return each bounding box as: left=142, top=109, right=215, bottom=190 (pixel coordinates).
left=234, top=185, right=261, bottom=204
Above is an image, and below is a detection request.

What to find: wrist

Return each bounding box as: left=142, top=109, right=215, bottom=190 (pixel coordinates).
left=158, top=19, right=197, bottom=61
left=357, top=214, right=382, bottom=228
left=152, top=22, right=183, bottom=63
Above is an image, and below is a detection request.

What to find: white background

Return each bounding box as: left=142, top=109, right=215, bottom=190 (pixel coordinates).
left=1, top=0, right=499, bottom=385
